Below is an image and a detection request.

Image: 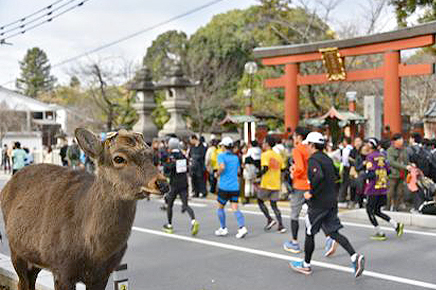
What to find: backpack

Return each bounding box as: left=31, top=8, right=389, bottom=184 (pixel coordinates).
left=410, top=146, right=433, bottom=178
left=417, top=176, right=436, bottom=202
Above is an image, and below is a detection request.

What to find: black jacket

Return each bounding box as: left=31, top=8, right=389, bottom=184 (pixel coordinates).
left=307, top=151, right=340, bottom=209
left=163, top=150, right=188, bottom=191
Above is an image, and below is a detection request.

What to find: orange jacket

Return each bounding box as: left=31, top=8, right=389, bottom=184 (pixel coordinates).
left=292, top=144, right=311, bottom=190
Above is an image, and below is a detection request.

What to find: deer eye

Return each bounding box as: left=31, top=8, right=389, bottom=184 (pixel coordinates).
left=113, top=156, right=126, bottom=164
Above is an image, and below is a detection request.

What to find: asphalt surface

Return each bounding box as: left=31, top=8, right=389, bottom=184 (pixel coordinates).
left=0, top=174, right=436, bottom=290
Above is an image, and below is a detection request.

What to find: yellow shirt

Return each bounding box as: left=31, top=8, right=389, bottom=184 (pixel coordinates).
left=211, top=148, right=223, bottom=170
left=260, top=149, right=284, bottom=190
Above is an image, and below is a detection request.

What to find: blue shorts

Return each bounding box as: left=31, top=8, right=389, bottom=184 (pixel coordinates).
left=217, top=189, right=239, bottom=205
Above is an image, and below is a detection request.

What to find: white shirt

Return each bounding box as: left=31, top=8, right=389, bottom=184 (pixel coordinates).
left=341, top=144, right=353, bottom=167
left=247, top=146, right=261, bottom=161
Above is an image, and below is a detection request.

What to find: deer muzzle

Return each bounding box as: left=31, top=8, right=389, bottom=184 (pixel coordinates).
left=139, top=174, right=169, bottom=198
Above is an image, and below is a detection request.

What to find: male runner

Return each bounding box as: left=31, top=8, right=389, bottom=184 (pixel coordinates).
left=257, top=135, right=286, bottom=233
left=162, top=138, right=199, bottom=235
left=215, top=137, right=248, bottom=238
left=290, top=132, right=365, bottom=277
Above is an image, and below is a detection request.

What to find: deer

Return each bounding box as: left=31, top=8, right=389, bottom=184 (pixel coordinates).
left=1, top=128, right=168, bottom=290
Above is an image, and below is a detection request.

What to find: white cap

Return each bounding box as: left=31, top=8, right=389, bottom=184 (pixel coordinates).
left=303, top=132, right=325, bottom=145
left=220, top=136, right=233, bottom=147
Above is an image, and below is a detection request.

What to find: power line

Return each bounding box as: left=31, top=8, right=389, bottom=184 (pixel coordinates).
left=1, top=0, right=88, bottom=43
left=0, top=0, right=66, bottom=30
left=0, top=0, right=77, bottom=37
left=53, top=0, right=227, bottom=67
left=1, top=0, right=228, bottom=87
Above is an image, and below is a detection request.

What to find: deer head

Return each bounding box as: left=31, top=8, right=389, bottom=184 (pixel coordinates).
left=75, top=128, right=167, bottom=200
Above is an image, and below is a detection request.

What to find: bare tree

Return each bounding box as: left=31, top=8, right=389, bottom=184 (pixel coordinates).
left=72, top=58, right=138, bottom=131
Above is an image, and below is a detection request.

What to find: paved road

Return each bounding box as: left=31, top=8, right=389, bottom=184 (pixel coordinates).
left=0, top=174, right=436, bottom=290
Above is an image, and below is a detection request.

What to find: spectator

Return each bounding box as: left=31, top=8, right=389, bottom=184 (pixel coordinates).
left=386, top=134, right=409, bottom=211
left=2, top=144, right=11, bottom=173
left=242, top=144, right=257, bottom=204
left=67, top=139, right=81, bottom=168
left=205, top=137, right=221, bottom=194
left=338, top=137, right=353, bottom=207
left=11, top=142, right=27, bottom=175
left=59, top=140, right=69, bottom=167
left=43, top=146, right=53, bottom=164
left=189, top=135, right=207, bottom=198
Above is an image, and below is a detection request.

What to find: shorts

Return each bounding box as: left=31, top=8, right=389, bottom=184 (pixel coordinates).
left=305, top=207, right=343, bottom=236
left=290, top=190, right=306, bottom=220
left=257, top=188, right=280, bottom=201
left=217, top=189, right=239, bottom=206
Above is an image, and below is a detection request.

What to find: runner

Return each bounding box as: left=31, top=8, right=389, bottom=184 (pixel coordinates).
left=290, top=132, right=365, bottom=277
left=363, top=138, right=404, bottom=240
left=257, top=135, right=286, bottom=233
left=162, top=138, right=199, bottom=236
left=214, top=137, right=248, bottom=239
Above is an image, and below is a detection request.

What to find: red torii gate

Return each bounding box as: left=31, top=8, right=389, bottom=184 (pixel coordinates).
left=253, top=21, right=436, bottom=134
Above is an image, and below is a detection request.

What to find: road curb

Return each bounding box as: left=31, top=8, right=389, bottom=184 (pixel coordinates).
left=338, top=208, right=436, bottom=229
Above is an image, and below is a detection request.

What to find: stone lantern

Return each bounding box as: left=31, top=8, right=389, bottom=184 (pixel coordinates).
left=156, top=63, right=196, bottom=138
left=127, top=66, right=158, bottom=143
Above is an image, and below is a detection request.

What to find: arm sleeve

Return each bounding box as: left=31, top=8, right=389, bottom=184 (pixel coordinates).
left=308, top=158, right=324, bottom=195
left=387, top=148, right=408, bottom=171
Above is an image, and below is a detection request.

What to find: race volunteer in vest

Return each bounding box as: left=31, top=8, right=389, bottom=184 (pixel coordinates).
left=162, top=138, right=199, bottom=236
left=290, top=132, right=365, bottom=277
left=214, top=136, right=248, bottom=239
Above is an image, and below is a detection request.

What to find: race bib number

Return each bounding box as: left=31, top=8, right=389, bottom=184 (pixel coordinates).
left=176, top=159, right=187, bottom=173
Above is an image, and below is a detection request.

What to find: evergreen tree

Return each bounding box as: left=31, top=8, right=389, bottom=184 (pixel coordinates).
left=16, top=47, right=57, bottom=98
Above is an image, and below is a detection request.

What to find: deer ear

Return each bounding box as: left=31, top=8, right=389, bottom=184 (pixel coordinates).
left=75, top=128, right=103, bottom=159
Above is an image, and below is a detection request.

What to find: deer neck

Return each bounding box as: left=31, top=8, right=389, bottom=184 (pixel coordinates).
left=83, top=176, right=137, bottom=260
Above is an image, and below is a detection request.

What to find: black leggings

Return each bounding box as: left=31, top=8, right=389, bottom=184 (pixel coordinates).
left=257, top=198, right=283, bottom=226
left=366, top=195, right=391, bottom=227
left=166, top=189, right=195, bottom=224
left=305, top=231, right=355, bottom=264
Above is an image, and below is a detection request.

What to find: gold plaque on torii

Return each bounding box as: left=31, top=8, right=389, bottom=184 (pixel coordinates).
left=319, top=47, right=346, bottom=81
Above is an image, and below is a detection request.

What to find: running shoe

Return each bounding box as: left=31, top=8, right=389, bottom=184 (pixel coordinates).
left=396, top=223, right=404, bottom=237
left=283, top=241, right=301, bottom=254
left=191, top=220, right=199, bottom=236
left=352, top=254, right=365, bottom=278
left=215, top=227, right=229, bottom=236
left=289, top=260, right=312, bottom=275
left=163, top=224, right=174, bottom=234
left=324, top=236, right=338, bottom=257
left=264, top=219, right=277, bottom=231
left=277, top=225, right=287, bottom=233
left=236, top=227, right=248, bottom=239
left=370, top=232, right=387, bottom=241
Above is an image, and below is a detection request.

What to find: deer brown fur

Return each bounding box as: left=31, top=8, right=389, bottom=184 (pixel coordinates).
left=1, top=128, right=166, bottom=290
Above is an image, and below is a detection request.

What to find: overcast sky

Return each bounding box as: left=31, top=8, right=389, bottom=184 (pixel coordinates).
left=0, top=0, right=399, bottom=89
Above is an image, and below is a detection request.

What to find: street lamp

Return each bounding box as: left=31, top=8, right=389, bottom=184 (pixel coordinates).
left=244, top=61, right=257, bottom=144
left=244, top=61, right=257, bottom=116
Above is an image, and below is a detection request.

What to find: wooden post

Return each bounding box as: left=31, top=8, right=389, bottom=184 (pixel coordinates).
left=384, top=50, right=402, bottom=134
left=285, top=63, right=299, bottom=133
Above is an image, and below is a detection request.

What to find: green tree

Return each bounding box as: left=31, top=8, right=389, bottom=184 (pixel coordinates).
left=16, top=47, right=57, bottom=98
left=391, top=0, right=436, bottom=27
